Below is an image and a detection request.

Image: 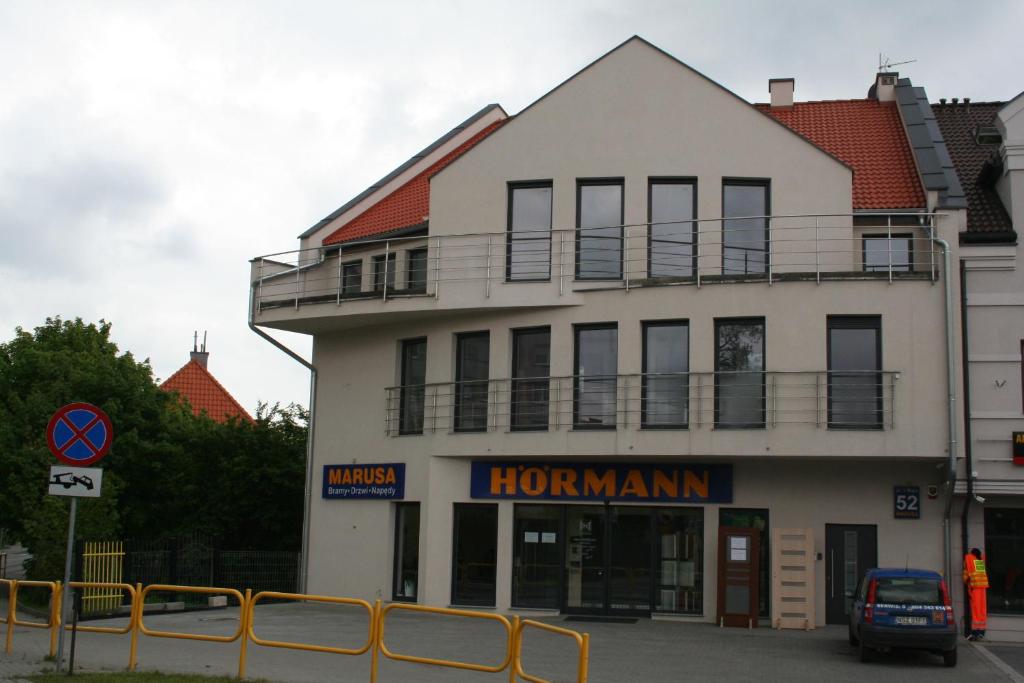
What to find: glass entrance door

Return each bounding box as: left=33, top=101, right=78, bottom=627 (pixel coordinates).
left=513, top=505, right=562, bottom=608
left=565, top=506, right=606, bottom=611
left=564, top=505, right=654, bottom=614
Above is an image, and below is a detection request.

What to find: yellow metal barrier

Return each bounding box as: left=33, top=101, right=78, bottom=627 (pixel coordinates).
left=81, top=542, right=125, bottom=614
left=247, top=591, right=376, bottom=655
left=9, top=580, right=60, bottom=658
left=65, top=582, right=137, bottom=635
left=2, top=579, right=13, bottom=655
left=514, top=619, right=590, bottom=683
left=375, top=602, right=516, bottom=675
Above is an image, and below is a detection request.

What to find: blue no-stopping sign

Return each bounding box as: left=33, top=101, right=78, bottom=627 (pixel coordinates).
left=46, top=402, right=114, bottom=467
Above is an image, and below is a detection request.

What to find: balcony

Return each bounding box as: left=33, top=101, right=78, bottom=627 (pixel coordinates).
left=250, top=213, right=940, bottom=328
left=383, top=370, right=899, bottom=436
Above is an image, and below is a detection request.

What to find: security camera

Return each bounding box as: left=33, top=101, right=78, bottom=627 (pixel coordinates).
left=974, top=495, right=986, bottom=504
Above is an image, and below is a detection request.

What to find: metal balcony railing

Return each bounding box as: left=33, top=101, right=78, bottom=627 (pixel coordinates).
left=383, top=370, right=899, bottom=436
left=251, top=212, right=940, bottom=312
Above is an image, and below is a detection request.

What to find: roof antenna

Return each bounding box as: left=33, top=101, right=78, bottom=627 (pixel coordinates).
left=193, top=330, right=198, bottom=353
left=878, top=53, right=916, bottom=72
left=202, top=331, right=208, bottom=353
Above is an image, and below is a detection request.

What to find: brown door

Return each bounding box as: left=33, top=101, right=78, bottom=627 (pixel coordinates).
left=717, top=526, right=760, bottom=627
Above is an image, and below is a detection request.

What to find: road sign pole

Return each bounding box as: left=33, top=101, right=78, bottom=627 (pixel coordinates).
left=55, top=497, right=77, bottom=673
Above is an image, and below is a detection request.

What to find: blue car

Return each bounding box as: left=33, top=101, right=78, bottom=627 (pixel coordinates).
left=848, top=568, right=957, bottom=667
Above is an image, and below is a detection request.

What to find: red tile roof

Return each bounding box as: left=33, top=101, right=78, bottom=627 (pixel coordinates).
left=160, top=359, right=254, bottom=424
left=756, top=99, right=925, bottom=209
left=324, top=120, right=506, bottom=245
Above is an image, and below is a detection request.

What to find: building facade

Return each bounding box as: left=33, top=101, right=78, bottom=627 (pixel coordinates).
left=251, top=38, right=973, bottom=628
left=936, top=93, right=1024, bottom=640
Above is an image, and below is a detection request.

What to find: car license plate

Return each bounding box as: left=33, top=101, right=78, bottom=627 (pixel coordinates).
left=895, top=616, right=927, bottom=625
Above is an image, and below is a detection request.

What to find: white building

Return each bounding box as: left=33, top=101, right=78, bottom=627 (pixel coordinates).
left=251, top=38, right=975, bottom=629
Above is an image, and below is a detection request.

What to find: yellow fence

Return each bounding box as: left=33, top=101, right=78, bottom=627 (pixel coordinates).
left=81, top=542, right=125, bottom=614
left=1, top=579, right=589, bottom=682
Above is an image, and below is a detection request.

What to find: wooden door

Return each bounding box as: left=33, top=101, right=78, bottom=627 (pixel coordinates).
left=717, top=526, right=760, bottom=627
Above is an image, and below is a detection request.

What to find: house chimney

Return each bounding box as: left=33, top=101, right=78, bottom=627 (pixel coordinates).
left=190, top=330, right=209, bottom=369
left=873, top=72, right=898, bottom=102
left=769, top=78, right=794, bottom=108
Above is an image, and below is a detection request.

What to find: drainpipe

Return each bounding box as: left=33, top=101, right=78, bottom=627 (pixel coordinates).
left=248, top=277, right=317, bottom=594
left=958, top=257, right=975, bottom=634
left=928, top=230, right=958, bottom=586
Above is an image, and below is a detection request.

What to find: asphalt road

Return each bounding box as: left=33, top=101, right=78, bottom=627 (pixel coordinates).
left=0, top=602, right=1018, bottom=682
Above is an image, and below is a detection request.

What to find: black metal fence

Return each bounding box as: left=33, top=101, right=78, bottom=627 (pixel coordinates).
left=84, top=533, right=300, bottom=610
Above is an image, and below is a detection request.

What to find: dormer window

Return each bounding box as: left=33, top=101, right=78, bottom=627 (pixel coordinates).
left=974, top=124, right=1001, bottom=146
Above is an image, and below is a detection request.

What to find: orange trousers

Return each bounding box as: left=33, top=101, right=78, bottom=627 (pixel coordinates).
left=969, top=586, right=988, bottom=631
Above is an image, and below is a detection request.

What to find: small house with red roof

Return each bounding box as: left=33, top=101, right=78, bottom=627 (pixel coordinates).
left=249, top=37, right=1001, bottom=632
left=160, top=338, right=253, bottom=424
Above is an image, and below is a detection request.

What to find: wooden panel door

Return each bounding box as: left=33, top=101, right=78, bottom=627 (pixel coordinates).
left=717, top=526, right=760, bottom=627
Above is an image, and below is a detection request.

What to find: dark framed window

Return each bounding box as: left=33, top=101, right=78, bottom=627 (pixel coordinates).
left=574, top=324, right=617, bottom=429
left=576, top=179, right=624, bottom=280
left=511, top=327, right=550, bottom=431
left=985, top=508, right=1024, bottom=614
left=656, top=507, right=704, bottom=614
left=828, top=316, right=882, bottom=428
left=407, top=248, right=428, bottom=292
left=649, top=179, right=697, bottom=278
left=715, top=318, right=765, bottom=428
left=455, top=331, right=489, bottom=432
left=722, top=180, right=769, bottom=275
left=373, top=252, right=397, bottom=291
left=452, top=503, right=498, bottom=606
left=399, top=338, right=426, bottom=434
left=341, top=260, right=362, bottom=296
left=642, top=321, right=689, bottom=428
left=507, top=182, right=552, bottom=281
left=863, top=234, right=913, bottom=272
left=392, top=502, right=420, bottom=601
left=512, top=504, right=563, bottom=609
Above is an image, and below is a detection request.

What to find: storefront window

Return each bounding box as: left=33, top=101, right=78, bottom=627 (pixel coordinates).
left=720, top=508, right=769, bottom=617
left=985, top=508, right=1024, bottom=614
left=452, top=503, right=498, bottom=606
left=654, top=508, right=703, bottom=614
left=513, top=505, right=562, bottom=608
left=392, top=503, right=419, bottom=601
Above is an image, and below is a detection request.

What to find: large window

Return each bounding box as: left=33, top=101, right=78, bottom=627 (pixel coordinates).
left=722, top=180, right=769, bottom=275
left=649, top=180, right=696, bottom=278
left=392, top=503, right=420, bottom=602
left=373, top=252, right=397, bottom=291
left=715, top=318, right=765, bottom=428
left=452, top=503, right=498, bottom=606
left=507, top=183, right=552, bottom=281
left=828, top=316, right=882, bottom=428
left=655, top=508, right=704, bottom=615
left=511, top=327, right=550, bottom=431
left=406, top=248, right=428, bottom=292
left=512, top=505, right=562, bottom=609
left=341, top=260, right=362, bottom=297
left=642, top=321, right=689, bottom=428
left=985, top=508, right=1024, bottom=614
left=574, top=324, right=618, bottom=429
left=576, top=180, right=623, bottom=280
left=399, top=338, right=426, bottom=434
left=863, top=234, right=913, bottom=272
left=455, top=332, right=489, bottom=432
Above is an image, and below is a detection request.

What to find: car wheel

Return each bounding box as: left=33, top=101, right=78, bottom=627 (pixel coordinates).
left=859, top=634, right=871, bottom=663
left=943, top=648, right=957, bottom=668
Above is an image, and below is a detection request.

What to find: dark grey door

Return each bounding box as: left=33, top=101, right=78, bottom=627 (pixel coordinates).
left=825, top=524, right=877, bottom=625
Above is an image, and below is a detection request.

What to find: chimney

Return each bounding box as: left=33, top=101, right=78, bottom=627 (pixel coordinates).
left=873, top=72, right=898, bottom=102
left=190, top=330, right=209, bottom=369
left=769, top=78, right=794, bottom=108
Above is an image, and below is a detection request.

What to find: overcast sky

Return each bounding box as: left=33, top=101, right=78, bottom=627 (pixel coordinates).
left=2, top=0, right=1022, bottom=413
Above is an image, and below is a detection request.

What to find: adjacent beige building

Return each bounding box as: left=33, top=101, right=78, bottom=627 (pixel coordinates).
left=252, top=38, right=985, bottom=630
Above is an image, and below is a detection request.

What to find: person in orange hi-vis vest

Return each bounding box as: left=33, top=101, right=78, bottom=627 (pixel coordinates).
left=963, top=547, right=989, bottom=640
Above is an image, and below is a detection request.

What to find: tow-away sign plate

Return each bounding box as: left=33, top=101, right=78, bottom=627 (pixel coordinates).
left=48, top=465, right=103, bottom=498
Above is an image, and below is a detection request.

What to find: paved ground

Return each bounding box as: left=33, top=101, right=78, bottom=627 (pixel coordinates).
left=1, top=602, right=1019, bottom=682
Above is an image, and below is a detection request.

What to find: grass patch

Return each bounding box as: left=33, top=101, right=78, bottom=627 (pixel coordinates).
left=31, top=674, right=271, bottom=683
